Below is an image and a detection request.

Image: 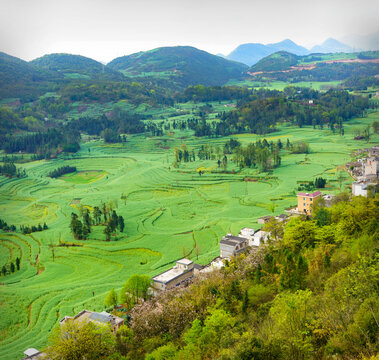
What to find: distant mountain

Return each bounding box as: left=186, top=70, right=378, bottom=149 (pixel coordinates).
left=227, top=39, right=309, bottom=66
left=268, top=39, right=309, bottom=55
left=107, top=46, right=248, bottom=87
left=310, top=38, right=354, bottom=53
left=31, top=53, right=123, bottom=80
left=0, top=52, right=58, bottom=99
left=249, top=51, right=299, bottom=72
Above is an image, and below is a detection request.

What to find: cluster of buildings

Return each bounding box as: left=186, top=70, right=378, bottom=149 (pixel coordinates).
left=348, top=145, right=379, bottom=197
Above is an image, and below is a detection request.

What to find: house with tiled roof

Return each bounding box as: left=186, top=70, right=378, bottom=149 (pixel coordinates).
left=220, top=234, right=248, bottom=258
left=60, top=310, right=124, bottom=332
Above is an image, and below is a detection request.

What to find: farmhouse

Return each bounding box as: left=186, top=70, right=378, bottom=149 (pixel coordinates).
left=220, top=234, right=248, bottom=258
left=253, top=229, right=270, bottom=246
left=364, top=157, right=379, bottom=178
left=297, top=191, right=322, bottom=215
left=151, top=258, right=194, bottom=292
left=352, top=181, right=377, bottom=197
left=60, top=310, right=124, bottom=331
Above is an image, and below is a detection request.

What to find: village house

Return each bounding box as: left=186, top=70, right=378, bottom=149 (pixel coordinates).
left=60, top=310, right=124, bottom=332
left=151, top=258, right=194, bottom=292
left=352, top=181, right=377, bottom=197
left=364, top=157, right=379, bottom=178
left=239, top=227, right=255, bottom=245
left=220, top=234, right=248, bottom=258
left=297, top=191, right=322, bottom=215
left=252, top=229, right=270, bottom=246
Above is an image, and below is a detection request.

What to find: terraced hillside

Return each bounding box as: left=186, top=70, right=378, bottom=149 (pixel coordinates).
left=0, top=110, right=378, bottom=359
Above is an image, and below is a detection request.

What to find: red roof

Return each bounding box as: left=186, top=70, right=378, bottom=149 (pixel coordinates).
left=297, top=191, right=322, bottom=198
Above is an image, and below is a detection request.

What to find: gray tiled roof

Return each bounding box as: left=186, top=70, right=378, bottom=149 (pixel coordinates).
left=89, top=312, right=112, bottom=323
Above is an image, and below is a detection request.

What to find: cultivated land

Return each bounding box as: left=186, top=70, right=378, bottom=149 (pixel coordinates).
left=0, top=103, right=378, bottom=358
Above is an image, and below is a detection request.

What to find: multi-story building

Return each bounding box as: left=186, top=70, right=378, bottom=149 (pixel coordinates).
left=297, top=191, right=322, bottom=215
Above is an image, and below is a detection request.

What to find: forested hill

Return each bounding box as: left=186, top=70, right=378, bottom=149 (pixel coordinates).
left=0, top=52, right=59, bottom=99
left=30, top=53, right=124, bottom=81
left=107, top=46, right=248, bottom=87
left=248, top=50, right=379, bottom=82
left=249, top=51, right=299, bottom=72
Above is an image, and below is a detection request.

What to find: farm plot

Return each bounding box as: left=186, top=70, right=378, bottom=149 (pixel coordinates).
left=0, top=111, right=378, bottom=359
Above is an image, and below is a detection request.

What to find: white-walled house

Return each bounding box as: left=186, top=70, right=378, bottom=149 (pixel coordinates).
left=151, top=259, right=194, bottom=292
left=253, top=230, right=270, bottom=246
left=352, top=181, right=377, bottom=197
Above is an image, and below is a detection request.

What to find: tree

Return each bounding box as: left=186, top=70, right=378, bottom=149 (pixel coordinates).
left=104, top=288, right=118, bottom=308
left=104, top=224, right=112, bottom=241
left=44, top=320, right=115, bottom=359
left=118, top=216, right=124, bottom=232
left=93, top=206, right=102, bottom=224
left=122, top=274, right=151, bottom=303
left=1, top=265, right=6, bottom=276
left=16, top=257, right=20, bottom=270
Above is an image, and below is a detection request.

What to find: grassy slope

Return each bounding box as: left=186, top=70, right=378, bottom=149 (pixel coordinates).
left=0, top=109, right=378, bottom=359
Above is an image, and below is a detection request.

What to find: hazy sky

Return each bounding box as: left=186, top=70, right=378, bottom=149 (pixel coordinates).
left=0, top=0, right=378, bottom=63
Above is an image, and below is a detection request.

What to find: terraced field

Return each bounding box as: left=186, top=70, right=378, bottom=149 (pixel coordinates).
left=0, top=111, right=378, bottom=359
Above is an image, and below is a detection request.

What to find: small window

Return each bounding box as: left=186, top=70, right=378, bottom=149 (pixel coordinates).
left=310, top=198, right=312, bottom=201
left=303, top=197, right=306, bottom=200
left=304, top=203, right=306, bottom=206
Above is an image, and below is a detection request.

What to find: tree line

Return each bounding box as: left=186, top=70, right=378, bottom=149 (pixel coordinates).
left=47, top=165, right=77, bottom=178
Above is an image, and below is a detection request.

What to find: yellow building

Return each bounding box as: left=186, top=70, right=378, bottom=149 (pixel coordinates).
left=297, top=191, right=321, bottom=215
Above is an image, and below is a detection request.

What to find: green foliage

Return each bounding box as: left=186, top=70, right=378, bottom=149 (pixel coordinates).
left=120, top=274, right=151, bottom=303
left=104, top=288, right=118, bottom=307
left=44, top=320, right=116, bottom=359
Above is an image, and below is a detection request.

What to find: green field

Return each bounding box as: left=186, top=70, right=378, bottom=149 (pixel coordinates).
left=59, top=170, right=107, bottom=184
left=0, top=110, right=378, bottom=359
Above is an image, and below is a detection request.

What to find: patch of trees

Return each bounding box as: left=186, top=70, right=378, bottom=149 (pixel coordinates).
left=47, top=165, right=76, bottom=178
left=232, top=138, right=282, bottom=171
left=0, top=162, right=26, bottom=178
left=1, top=257, right=21, bottom=276
left=44, top=196, right=379, bottom=360
left=20, top=223, right=48, bottom=234
left=1, top=128, right=80, bottom=156
left=70, top=203, right=125, bottom=241
left=69, top=111, right=145, bottom=139
left=297, top=178, right=326, bottom=192
left=342, top=75, right=379, bottom=91
left=218, top=88, right=371, bottom=135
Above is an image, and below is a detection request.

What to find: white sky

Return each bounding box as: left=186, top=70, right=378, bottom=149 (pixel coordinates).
left=0, top=0, right=378, bottom=63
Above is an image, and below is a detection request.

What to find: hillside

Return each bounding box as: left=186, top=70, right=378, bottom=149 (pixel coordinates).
left=0, top=52, right=58, bottom=99
left=107, top=46, right=248, bottom=88
left=248, top=50, right=379, bottom=82
left=249, top=51, right=299, bottom=72
left=227, top=39, right=308, bottom=66
left=31, top=53, right=123, bottom=81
